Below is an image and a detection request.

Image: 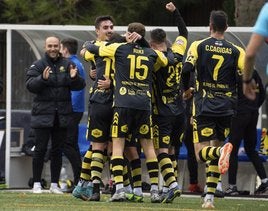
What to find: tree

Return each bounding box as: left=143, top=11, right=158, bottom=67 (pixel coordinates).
left=1, top=0, right=149, bottom=25
left=1, top=0, right=86, bottom=24
left=234, top=0, right=265, bottom=26
left=2, top=0, right=255, bottom=26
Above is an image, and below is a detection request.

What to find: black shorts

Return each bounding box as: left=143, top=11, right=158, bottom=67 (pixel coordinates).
left=87, top=102, right=113, bottom=143
left=125, top=134, right=138, bottom=147
left=193, top=115, right=231, bottom=143
left=111, top=107, right=153, bottom=139
left=153, top=113, right=186, bottom=149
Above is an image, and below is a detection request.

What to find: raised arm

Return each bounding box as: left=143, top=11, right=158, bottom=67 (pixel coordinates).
left=166, top=2, right=188, bottom=39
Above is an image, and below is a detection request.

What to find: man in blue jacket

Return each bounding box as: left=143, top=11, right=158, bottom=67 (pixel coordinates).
left=60, top=38, right=86, bottom=187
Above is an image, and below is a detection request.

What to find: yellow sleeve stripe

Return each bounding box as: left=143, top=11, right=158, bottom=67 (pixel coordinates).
left=99, top=43, right=121, bottom=57
left=154, top=50, right=168, bottom=71
left=83, top=40, right=104, bottom=62
left=235, top=45, right=245, bottom=71
left=185, top=38, right=210, bottom=66
left=84, top=50, right=95, bottom=62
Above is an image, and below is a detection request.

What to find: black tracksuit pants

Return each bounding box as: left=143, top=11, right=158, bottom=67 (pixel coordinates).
left=228, top=111, right=267, bottom=185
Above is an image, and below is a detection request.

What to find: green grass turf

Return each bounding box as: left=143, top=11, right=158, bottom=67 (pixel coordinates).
left=0, top=191, right=268, bottom=211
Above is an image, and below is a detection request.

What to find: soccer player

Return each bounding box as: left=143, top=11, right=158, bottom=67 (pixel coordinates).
left=72, top=15, right=115, bottom=201
left=150, top=2, right=187, bottom=203
left=182, top=10, right=245, bottom=208
left=84, top=22, right=169, bottom=202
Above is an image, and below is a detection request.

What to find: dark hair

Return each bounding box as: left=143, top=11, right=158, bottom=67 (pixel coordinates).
left=95, top=15, right=115, bottom=29
left=127, top=22, right=146, bottom=37
left=61, top=38, right=78, bottom=55
left=150, top=28, right=166, bottom=44
left=108, top=32, right=126, bottom=43
left=209, top=10, right=228, bottom=33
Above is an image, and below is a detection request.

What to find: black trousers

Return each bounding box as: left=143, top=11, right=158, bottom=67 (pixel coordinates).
left=228, top=110, right=267, bottom=185
left=33, top=117, right=67, bottom=184
left=62, top=112, right=83, bottom=185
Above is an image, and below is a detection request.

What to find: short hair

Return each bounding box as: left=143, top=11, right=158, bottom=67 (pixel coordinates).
left=209, top=10, right=228, bottom=33
left=127, top=22, right=146, bottom=37
left=61, top=38, right=78, bottom=55
left=108, top=32, right=126, bottom=43
left=150, top=28, right=166, bottom=44
left=94, top=15, right=115, bottom=29
left=45, top=36, right=60, bottom=44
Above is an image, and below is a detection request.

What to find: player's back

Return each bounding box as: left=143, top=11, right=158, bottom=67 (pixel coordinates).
left=113, top=42, right=163, bottom=111
left=152, top=48, right=184, bottom=116
left=192, top=37, right=244, bottom=116
left=195, top=37, right=241, bottom=88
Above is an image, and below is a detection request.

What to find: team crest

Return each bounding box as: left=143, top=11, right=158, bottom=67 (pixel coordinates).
left=201, top=127, right=213, bottom=137
left=91, top=129, right=103, bottom=138
left=162, top=135, right=170, bottom=144
left=59, top=66, right=66, bottom=72
left=119, top=87, right=127, bottom=95
left=139, top=124, right=149, bottom=135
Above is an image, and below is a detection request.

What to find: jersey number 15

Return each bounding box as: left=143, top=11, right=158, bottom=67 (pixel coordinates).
left=128, top=55, right=149, bottom=80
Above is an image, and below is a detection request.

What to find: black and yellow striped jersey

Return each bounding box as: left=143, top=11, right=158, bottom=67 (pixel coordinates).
left=152, top=36, right=187, bottom=116
left=91, top=42, right=168, bottom=111
left=84, top=40, right=114, bottom=104
left=184, top=37, right=245, bottom=117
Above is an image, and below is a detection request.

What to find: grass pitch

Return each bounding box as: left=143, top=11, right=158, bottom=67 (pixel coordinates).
left=0, top=191, right=268, bottom=211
